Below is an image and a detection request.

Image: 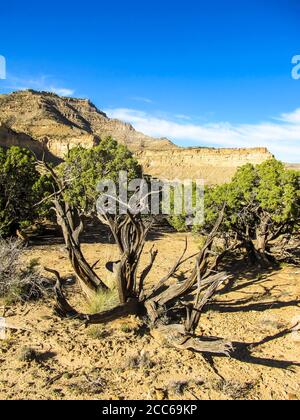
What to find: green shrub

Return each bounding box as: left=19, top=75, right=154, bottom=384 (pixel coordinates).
left=0, top=146, right=51, bottom=236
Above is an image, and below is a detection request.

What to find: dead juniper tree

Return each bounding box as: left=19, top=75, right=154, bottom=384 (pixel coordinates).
left=99, top=206, right=234, bottom=358
left=38, top=142, right=235, bottom=355
left=48, top=200, right=233, bottom=354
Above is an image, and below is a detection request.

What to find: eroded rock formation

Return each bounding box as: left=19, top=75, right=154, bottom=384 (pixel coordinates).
left=0, top=90, right=274, bottom=184
left=135, top=147, right=273, bottom=184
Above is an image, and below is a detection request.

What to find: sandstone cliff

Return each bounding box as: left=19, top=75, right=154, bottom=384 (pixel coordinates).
left=136, top=147, right=273, bottom=184
left=0, top=90, right=274, bottom=184
left=0, top=122, right=59, bottom=162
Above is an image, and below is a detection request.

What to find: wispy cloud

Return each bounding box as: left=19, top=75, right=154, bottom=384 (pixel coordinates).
left=3, top=74, right=75, bottom=97
left=175, top=114, right=192, bottom=121
left=105, top=107, right=300, bottom=163
left=49, top=87, right=74, bottom=96
left=130, top=96, right=153, bottom=104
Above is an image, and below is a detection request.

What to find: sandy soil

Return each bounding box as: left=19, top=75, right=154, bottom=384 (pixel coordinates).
left=0, top=232, right=299, bottom=400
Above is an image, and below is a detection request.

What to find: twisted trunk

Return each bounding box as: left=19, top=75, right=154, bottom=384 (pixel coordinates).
left=48, top=207, right=234, bottom=356
left=55, top=200, right=108, bottom=297
left=244, top=239, right=272, bottom=268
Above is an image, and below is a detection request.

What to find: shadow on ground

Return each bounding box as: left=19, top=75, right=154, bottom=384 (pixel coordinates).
left=203, top=326, right=300, bottom=374
left=29, top=219, right=176, bottom=247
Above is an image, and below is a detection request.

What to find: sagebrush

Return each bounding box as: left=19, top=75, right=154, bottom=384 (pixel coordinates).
left=0, top=238, right=48, bottom=303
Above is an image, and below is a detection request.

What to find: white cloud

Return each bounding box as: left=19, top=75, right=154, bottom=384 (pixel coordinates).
left=279, top=108, right=300, bottom=124
left=4, top=74, right=74, bottom=97
left=105, top=108, right=300, bottom=163
left=49, top=87, right=74, bottom=96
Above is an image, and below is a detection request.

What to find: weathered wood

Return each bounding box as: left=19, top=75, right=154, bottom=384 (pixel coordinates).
left=151, top=324, right=234, bottom=356
left=44, top=184, right=234, bottom=358
left=99, top=213, right=153, bottom=303
left=146, top=208, right=226, bottom=311
left=138, top=246, right=158, bottom=300
left=184, top=273, right=227, bottom=334
left=87, top=299, right=141, bottom=324
left=45, top=267, right=82, bottom=318
left=55, top=200, right=108, bottom=296
left=45, top=267, right=140, bottom=324
left=38, top=158, right=108, bottom=296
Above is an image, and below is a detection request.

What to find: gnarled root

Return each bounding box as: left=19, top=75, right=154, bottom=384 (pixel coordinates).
left=87, top=299, right=141, bottom=324
left=151, top=324, right=234, bottom=356
left=45, top=267, right=141, bottom=324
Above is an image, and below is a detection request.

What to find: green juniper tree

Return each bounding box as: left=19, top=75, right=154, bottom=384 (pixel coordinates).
left=0, top=146, right=50, bottom=237
left=202, top=159, right=300, bottom=267
left=58, top=136, right=142, bottom=214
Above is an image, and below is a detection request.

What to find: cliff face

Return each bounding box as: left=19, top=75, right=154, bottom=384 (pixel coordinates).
left=136, top=147, right=273, bottom=184
left=286, top=163, right=300, bottom=171
left=0, top=123, right=59, bottom=162
left=0, top=90, right=274, bottom=184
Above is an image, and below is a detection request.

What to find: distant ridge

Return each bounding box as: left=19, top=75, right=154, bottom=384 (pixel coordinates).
left=0, top=90, right=276, bottom=184
left=0, top=90, right=175, bottom=156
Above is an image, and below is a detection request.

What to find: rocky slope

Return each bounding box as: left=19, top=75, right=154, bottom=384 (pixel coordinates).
left=0, top=90, right=173, bottom=156
left=0, top=90, right=274, bottom=184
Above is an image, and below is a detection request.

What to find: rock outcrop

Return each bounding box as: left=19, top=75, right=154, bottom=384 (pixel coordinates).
left=0, top=122, right=59, bottom=162
left=136, top=147, right=273, bottom=184
left=0, top=90, right=274, bottom=184
left=0, top=90, right=173, bottom=156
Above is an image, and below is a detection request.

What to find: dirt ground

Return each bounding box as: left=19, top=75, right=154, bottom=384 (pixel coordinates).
left=0, top=232, right=299, bottom=400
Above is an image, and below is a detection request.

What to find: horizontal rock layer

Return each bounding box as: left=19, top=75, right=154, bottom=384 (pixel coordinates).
left=136, top=147, right=273, bottom=184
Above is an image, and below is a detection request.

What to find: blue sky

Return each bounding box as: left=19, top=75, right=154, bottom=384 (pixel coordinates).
left=1, top=0, right=300, bottom=161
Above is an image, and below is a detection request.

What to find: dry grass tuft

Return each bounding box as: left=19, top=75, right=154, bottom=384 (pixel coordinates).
left=126, top=350, right=155, bottom=370
left=85, top=289, right=119, bottom=315
left=213, top=379, right=255, bottom=399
